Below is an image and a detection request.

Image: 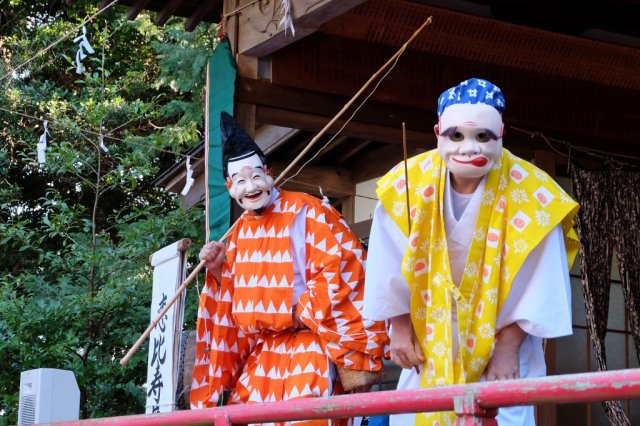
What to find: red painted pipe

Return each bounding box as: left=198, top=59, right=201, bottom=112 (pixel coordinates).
left=48, top=368, right=640, bottom=425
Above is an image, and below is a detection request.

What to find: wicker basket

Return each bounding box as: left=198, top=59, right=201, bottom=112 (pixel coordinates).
left=337, top=365, right=386, bottom=392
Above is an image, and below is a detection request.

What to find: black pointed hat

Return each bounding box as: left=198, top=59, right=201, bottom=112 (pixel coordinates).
left=220, top=111, right=269, bottom=177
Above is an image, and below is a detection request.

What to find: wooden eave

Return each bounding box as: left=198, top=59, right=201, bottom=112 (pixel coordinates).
left=75, top=0, right=223, bottom=31
left=235, top=0, right=640, bottom=180
left=108, top=0, right=640, bottom=206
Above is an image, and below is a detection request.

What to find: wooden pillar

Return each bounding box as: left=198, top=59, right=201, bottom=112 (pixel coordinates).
left=223, top=1, right=258, bottom=223
left=341, top=195, right=356, bottom=224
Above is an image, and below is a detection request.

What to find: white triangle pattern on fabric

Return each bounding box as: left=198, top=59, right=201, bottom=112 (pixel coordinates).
left=306, top=340, right=323, bottom=354
left=274, top=342, right=287, bottom=354
left=266, top=301, right=278, bottom=313
left=315, top=238, right=327, bottom=252
left=266, top=226, right=276, bottom=237
left=254, top=364, right=266, bottom=377
left=322, top=270, right=339, bottom=284
left=291, top=363, right=303, bottom=375
left=289, top=385, right=300, bottom=398
left=197, top=354, right=209, bottom=366
left=218, top=314, right=231, bottom=326
left=306, top=232, right=315, bottom=244
left=327, top=244, right=339, bottom=256
left=199, top=307, right=211, bottom=319
left=206, top=286, right=216, bottom=298
left=250, top=388, right=263, bottom=402
left=238, top=373, right=251, bottom=388
left=366, top=339, right=380, bottom=350
left=279, top=276, right=290, bottom=288
left=267, top=366, right=281, bottom=379
left=301, top=384, right=313, bottom=397
left=197, top=330, right=210, bottom=343
left=220, top=290, right=232, bottom=302
left=258, top=275, right=269, bottom=287
left=210, top=365, right=222, bottom=378
left=351, top=300, right=364, bottom=311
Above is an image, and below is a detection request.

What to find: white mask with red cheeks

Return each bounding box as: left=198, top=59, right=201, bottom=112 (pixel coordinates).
left=226, top=153, right=275, bottom=211
left=436, top=103, right=504, bottom=179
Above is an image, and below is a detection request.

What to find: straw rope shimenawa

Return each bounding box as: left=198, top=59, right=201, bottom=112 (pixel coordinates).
left=120, top=16, right=434, bottom=366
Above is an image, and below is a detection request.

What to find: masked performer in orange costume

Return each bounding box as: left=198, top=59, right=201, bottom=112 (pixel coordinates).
left=190, top=112, right=388, bottom=426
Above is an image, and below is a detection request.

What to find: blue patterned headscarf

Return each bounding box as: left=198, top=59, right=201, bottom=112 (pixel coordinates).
left=437, top=78, right=505, bottom=116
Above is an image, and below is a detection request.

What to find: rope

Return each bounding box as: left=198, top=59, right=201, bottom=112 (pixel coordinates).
left=0, top=0, right=121, bottom=83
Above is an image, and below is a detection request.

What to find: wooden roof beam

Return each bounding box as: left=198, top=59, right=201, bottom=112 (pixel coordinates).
left=271, top=161, right=354, bottom=198
left=185, top=0, right=217, bottom=31
left=337, top=139, right=373, bottom=166
left=126, top=0, right=150, bottom=21
left=255, top=125, right=301, bottom=155
left=236, top=0, right=366, bottom=56
left=155, top=0, right=183, bottom=27
left=256, top=106, right=431, bottom=147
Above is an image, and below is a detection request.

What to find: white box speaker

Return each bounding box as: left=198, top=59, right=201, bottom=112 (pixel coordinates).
left=18, top=368, right=80, bottom=425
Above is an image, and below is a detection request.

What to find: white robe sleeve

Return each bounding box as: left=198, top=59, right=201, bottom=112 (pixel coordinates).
left=496, top=224, right=573, bottom=338
left=363, top=202, right=411, bottom=320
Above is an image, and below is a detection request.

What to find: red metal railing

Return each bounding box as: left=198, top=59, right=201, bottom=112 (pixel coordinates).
left=51, top=368, right=640, bottom=425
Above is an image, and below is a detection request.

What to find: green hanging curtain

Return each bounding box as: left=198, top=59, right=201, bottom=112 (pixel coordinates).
left=205, top=38, right=236, bottom=242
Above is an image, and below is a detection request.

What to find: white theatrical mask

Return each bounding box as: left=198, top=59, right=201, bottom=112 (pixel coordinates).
left=436, top=103, right=504, bottom=184
left=227, top=153, right=275, bottom=212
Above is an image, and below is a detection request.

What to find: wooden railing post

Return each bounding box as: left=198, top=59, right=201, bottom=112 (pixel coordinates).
left=454, top=394, right=498, bottom=426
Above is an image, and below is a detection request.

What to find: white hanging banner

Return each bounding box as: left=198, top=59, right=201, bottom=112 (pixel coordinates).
left=37, top=121, right=49, bottom=164
left=145, top=240, right=189, bottom=413
left=74, top=25, right=95, bottom=74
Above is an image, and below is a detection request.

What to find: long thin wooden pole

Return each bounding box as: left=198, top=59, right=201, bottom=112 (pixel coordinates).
left=120, top=16, right=433, bottom=366
left=402, top=122, right=411, bottom=234
left=276, top=17, right=432, bottom=183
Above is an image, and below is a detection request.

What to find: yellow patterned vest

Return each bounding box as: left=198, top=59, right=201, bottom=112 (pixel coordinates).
left=377, top=149, right=579, bottom=425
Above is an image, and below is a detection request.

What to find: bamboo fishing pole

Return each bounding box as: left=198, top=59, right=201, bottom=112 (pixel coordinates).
left=120, top=16, right=433, bottom=365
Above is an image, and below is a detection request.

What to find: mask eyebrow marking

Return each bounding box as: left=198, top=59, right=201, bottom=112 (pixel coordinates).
left=440, top=127, right=500, bottom=140
left=483, top=129, right=500, bottom=140
left=440, top=127, right=458, bottom=137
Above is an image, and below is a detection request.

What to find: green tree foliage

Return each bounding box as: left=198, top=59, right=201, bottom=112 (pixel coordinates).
left=0, top=1, right=217, bottom=422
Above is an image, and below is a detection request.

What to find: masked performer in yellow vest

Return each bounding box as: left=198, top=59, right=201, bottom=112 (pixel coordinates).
left=190, top=112, right=388, bottom=425
left=363, top=78, right=579, bottom=426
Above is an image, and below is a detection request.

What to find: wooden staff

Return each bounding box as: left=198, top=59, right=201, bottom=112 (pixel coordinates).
left=120, top=16, right=433, bottom=366
left=402, top=122, right=412, bottom=234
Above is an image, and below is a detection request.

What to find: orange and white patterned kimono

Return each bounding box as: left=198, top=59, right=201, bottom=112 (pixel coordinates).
left=190, top=189, right=388, bottom=425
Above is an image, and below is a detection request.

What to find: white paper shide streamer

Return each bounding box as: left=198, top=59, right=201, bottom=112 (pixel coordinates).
left=278, top=0, right=295, bottom=36
left=180, top=156, right=195, bottom=195
left=74, top=26, right=95, bottom=74
left=37, top=121, right=49, bottom=164
left=98, top=132, right=109, bottom=152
